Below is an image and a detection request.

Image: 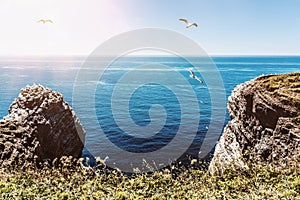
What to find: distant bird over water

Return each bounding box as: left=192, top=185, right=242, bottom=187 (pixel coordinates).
left=37, top=19, right=53, bottom=24
left=179, top=18, right=198, bottom=28
left=187, top=68, right=203, bottom=83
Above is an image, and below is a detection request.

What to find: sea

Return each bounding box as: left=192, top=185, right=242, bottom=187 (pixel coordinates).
left=0, top=56, right=299, bottom=171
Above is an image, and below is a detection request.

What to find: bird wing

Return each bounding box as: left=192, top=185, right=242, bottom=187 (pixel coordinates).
left=188, top=68, right=195, bottom=76
left=187, top=23, right=198, bottom=28
left=191, top=23, right=198, bottom=27
left=179, top=18, right=189, bottom=24
left=37, top=19, right=45, bottom=23
left=195, top=76, right=203, bottom=83
left=46, top=19, right=53, bottom=23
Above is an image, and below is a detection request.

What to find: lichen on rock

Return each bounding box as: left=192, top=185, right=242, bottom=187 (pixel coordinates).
left=210, top=72, right=300, bottom=174
left=0, top=85, right=85, bottom=167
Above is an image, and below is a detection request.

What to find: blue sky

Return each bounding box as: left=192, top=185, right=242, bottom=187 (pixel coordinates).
left=124, top=0, right=300, bottom=55
left=1, top=0, right=300, bottom=55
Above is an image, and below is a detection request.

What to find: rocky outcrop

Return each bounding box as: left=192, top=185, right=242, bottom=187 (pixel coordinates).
left=210, top=72, right=300, bottom=174
left=0, top=85, right=85, bottom=167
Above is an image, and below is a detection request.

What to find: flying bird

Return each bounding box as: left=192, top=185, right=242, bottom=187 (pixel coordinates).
left=37, top=19, right=53, bottom=24
left=187, top=68, right=203, bottom=83
left=179, top=18, right=198, bottom=28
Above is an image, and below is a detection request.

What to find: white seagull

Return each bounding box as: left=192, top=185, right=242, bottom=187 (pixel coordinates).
left=187, top=68, right=203, bottom=83
left=179, top=18, right=198, bottom=28
left=37, top=19, right=53, bottom=24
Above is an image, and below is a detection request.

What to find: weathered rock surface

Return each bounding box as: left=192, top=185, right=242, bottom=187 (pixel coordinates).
left=0, top=85, right=85, bottom=167
left=210, top=72, right=300, bottom=173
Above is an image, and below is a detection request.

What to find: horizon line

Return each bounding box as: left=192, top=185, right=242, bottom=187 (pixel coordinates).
left=1, top=54, right=300, bottom=58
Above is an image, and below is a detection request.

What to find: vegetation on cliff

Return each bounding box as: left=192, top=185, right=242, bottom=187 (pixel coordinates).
left=259, top=72, right=300, bottom=108
left=0, top=158, right=299, bottom=199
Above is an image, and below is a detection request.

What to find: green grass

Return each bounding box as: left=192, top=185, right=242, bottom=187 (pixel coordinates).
left=0, top=157, right=299, bottom=199
left=259, top=72, right=300, bottom=108
left=259, top=72, right=300, bottom=123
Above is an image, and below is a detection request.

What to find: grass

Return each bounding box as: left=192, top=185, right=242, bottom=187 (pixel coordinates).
left=259, top=72, right=300, bottom=108
left=258, top=72, right=300, bottom=123
left=0, top=157, right=299, bottom=199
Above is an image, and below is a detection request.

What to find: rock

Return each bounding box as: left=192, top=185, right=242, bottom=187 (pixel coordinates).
left=210, top=72, right=300, bottom=174
left=0, top=85, right=85, bottom=167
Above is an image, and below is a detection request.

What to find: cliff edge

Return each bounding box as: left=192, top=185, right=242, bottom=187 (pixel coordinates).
left=210, top=72, right=300, bottom=173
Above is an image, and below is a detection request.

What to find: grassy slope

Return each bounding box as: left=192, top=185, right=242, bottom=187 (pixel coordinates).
left=259, top=72, right=300, bottom=109
left=0, top=158, right=299, bottom=199
left=256, top=72, right=300, bottom=125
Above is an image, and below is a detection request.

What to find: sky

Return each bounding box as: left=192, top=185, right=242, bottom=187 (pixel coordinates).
left=1, top=0, right=300, bottom=56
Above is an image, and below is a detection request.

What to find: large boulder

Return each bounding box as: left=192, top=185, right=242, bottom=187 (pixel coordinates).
left=0, top=85, right=85, bottom=167
left=210, top=72, right=300, bottom=174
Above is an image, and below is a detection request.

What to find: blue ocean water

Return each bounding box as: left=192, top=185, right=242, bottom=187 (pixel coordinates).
left=0, top=56, right=299, bottom=166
